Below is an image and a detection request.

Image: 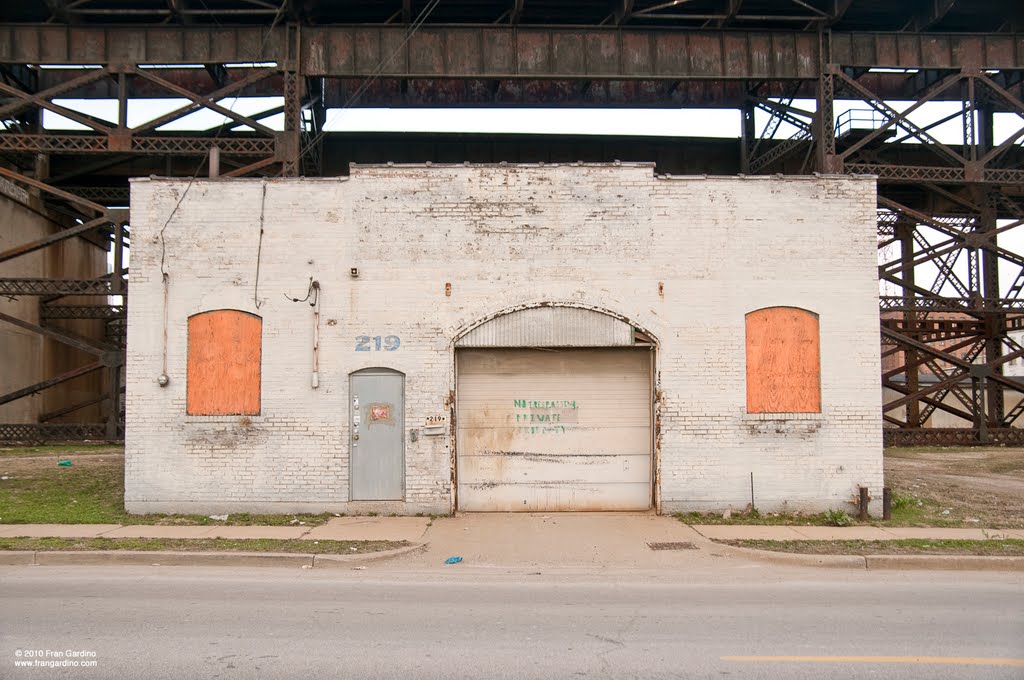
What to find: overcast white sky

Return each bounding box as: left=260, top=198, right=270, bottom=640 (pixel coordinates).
left=37, top=96, right=1024, bottom=145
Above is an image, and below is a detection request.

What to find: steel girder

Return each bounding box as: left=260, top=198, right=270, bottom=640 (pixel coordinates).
left=0, top=423, right=122, bottom=444
left=884, top=427, right=1024, bottom=446
left=2, top=25, right=1022, bottom=76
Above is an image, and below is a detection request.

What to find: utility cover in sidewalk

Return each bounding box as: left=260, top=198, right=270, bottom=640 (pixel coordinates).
left=647, top=542, right=698, bottom=551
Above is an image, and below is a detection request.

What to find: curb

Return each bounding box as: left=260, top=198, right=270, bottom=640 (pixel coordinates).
left=33, top=551, right=313, bottom=568
left=313, top=542, right=427, bottom=567
left=0, top=543, right=426, bottom=569
left=713, top=544, right=1024, bottom=571
left=720, top=546, right=867, bottom=569
left=865, top=555, right=1024, bottom=571
left=0, top=551, right=35, bottom=566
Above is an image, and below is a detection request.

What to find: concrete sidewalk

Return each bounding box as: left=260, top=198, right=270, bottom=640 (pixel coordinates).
left=392, top=512, right=717, bottom=569
left=2, top=516, right=1022, bottom=571
left=0, top=516, right=432, bottom=543
left=1, top=518, right=1022, bottom=542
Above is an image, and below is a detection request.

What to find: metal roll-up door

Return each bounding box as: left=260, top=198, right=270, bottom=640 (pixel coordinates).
left=456, top=348, right=653, bottom=512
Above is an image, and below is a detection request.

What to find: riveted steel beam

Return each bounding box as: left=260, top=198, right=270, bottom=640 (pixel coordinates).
left=0, top=215, right=112, bottom=264
left=0, top=278, right=120, bottom=296
left=2, top=26, right=1021, bottom=74
left=41, top=305, right=126, bottom=320
left=0, top=423, right=119, bottom=443
left=0, top=310, right=114, bottom=357
left=0, top=362, right=104, bottom=408
left=57, top=186, right=130, bottom=205
left=38, top=394, right=109, bottom=423
left=884, top=428, right=1024, bottom=447
left=881, top=326, right=1024, bottom=393
left=0, top=165, right=107, bottom=216
left=130, top=65, right=277, bottom=135
left=0, top=133, right=275, bottom=155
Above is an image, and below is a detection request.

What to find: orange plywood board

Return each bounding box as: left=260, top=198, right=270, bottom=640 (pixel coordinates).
left=186, top=310, right=261, bottom=415
left=745, top=307, right=820, bottom=414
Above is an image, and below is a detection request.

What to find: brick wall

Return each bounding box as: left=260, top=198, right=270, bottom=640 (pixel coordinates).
left=125, top=164, right=882, bottom=515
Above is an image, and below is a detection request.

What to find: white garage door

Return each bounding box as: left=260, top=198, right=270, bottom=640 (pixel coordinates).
left=456, top=348, right=653, bottom=512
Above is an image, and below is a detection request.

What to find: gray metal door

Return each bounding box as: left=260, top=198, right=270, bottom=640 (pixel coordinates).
left=350, top=368, right=404, bottom=500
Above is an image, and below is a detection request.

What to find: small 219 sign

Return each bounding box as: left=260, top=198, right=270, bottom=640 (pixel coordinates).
left=355, top=335, right=401, bottom=351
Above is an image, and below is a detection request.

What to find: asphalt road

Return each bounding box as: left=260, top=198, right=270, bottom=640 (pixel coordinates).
left=2, top=566, right=1022, bottom=680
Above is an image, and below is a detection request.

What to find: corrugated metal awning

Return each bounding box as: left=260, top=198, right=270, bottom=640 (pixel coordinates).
left=456, top=306, right=635, bottom=348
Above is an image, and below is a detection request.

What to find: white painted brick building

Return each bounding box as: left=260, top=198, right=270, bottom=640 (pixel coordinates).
left=125, top=164, right=882, bottom=516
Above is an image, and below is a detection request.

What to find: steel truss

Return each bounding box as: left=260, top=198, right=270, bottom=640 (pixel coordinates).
left=0, top=165, right=127, bottom=442
left=0, top=21, right=314, bottom=443
left=809, top=64, right=1024, bottom=445
left=1, top=9, right=1022, bottom=444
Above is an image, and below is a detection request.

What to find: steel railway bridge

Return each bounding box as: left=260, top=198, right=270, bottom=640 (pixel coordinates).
left=0, top=0, right=1022, bottom=445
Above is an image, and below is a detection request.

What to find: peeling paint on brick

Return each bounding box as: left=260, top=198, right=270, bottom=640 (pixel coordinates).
left=124, top=165, right=881, bottom=516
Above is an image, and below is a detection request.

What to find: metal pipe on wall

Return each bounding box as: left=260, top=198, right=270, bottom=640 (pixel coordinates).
left=311, top=282, right=320, bottom=389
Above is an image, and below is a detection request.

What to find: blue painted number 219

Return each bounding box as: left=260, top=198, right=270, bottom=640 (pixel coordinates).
left=355, top=335, right=401, bottom=351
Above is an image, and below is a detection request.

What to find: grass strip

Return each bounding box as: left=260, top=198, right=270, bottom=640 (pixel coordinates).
left=0, top=453, right=335, bottom=525
left=0, top=537, right=409, bottom=554
left=720, top=538, right=1024, bottom=556
left=0, top=445, right=124, bottom=458
left=675, top=500, right=991, bottom=529
left=675, top=511, right=848, bottom=526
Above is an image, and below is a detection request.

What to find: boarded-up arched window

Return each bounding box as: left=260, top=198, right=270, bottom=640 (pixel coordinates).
left=745, top=307, right=820, bottom=414
left=187, top=310, right=262, bottom=415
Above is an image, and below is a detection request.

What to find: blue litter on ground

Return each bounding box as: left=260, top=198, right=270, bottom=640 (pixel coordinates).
left=57, top=460, right=72, bottom=467
left=444, top=556, right=463, bottom=564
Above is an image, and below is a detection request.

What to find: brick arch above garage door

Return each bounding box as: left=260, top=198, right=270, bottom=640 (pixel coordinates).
left=455, top=304, right=654, bottom=348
